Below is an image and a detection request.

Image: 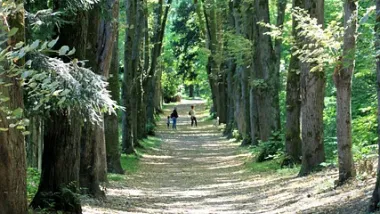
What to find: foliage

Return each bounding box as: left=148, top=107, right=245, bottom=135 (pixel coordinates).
left=225, top=32, right=253, bottom=66
left=292, top=8, right=344, bottom=72
left=161, top=68, right=181, bottom=100
left=162, top=0, right=210, bottom=99
left=255, top=136, right=284, bottom=163
left=1, top=5, right=120, bottom=129
left=27, top=168, right=40, bottom=202
left=27, top=52, right=120, bottom=122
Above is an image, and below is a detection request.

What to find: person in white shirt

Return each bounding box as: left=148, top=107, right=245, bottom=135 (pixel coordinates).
left=189, top=105, right=197, bottom=127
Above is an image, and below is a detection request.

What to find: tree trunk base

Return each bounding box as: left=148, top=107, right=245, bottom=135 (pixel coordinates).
left=107, top=157, right=125, bottom=174
left=298, top=165, right=323, bottom=177
left=281, top=156, right=301, bottom=168
left=30, top=187, right=82, bottom=214
left=240, top=138, right=251, bottom=147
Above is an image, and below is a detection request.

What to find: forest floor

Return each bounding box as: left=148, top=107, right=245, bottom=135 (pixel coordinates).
left=83, top=100, right=377, bottom=214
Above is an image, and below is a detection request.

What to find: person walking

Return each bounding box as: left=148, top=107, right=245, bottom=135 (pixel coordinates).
left=189, top=105, right=197, bottom=127
left=171, top=108, right=179, bottom=129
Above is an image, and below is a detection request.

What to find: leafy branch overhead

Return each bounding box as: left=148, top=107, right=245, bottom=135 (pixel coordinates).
left=0, top=30, right=120, bottom=132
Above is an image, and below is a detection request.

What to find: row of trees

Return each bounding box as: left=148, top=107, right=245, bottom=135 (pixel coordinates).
left=3, top=0, right=380, bottom=212
left=186, top=0, right=380, bottom=211
left=1, top=0, right=173, bottom=213
left=196, top=0, right=355, bottom=179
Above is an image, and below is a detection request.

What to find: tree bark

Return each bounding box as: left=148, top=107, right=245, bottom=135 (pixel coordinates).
left=370, top=1, right=380, bottom=211
left=82, top=0, right=119, bottom=185
left=31, top=111, right=82, bottom=213
left=146, top=0, right=172, bottom=124
left=285, top=55, right=302, bottom=163
left=333, top=0, right=357, bottom=185
left=81, top=0, right=117, bottom=189
left=0, top=59, right=27, bottom=214
left=284, top=0, right=303, bottom=164
left=299, top=0, right=326, bottom=176
left=80, top=120, right=105, bottom=198
left=26, top=116, right=42, bottom=168
left=0, top=3, right=27, bottom=213
left=32, top=1, right=89, bottom=211
left=224, top=1, right=236, bottom=138
left=253, top=0, right=280, bottom=142
left=105, top=26, right=124, bottom=174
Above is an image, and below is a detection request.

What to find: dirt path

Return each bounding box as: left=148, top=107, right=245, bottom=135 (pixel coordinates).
left=83, top=100, right=376, bottom=214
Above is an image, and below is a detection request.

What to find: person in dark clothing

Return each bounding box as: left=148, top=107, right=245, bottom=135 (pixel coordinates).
left=167, top=116, right=170, bottom=128
left=170, top=108, right=179, bottom=129
left=189, top=105, right=197, bottom=127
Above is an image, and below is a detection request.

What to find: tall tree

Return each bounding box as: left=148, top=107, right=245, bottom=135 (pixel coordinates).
left=333, top=0, right=357, bottom=185
left=0, top=1, right=27, bottom=213
left=105, top=22, right=124, bottom=174
left=81, top=0, right=120, bottom=195
left=252, top=0, right=281, bottom=142
left=31, top=1, right=88, bottom=211
left=369, top=0, right=380, bottom=211
left=146, top=0, right=172, bottom=124
left=285, top=0, right=303, bottom=163
left=299, top=0, right=326, bottom=176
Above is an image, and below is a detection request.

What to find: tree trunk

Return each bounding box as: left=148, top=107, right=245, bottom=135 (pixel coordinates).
left=224, top=1, right=236, bottom=138
left=0, top=3, right=27, bottom=213
left=253, top=0, right=280, bottom=142
left=370, top=1, right=380, bottom=211
left=80, top=7, right=105, bottom=194
left=146, top=0, right=172, bottom=124
left=105, top=32, right=124, bottom=174
left=82, top=0, right=120, bottom=185
left=139, top=5, right=150, bottom=139
left=333, top=0, right=357, bottom=185
left=33, top=2, right=89, bottom=210
left=80, top=121, right=105, bottom=198
left=189, top=84, right=195, bottom=98
left=31, top=111, right=82, bottom=213
left=0, top=81, right=27, bottom=213
left=285, top=55, right=302, bottom=163
left=299, top=0, right=326, bottom=176
left=26, top=116, right=42, bottom=168
left=284, top=0, right=303, bottom=164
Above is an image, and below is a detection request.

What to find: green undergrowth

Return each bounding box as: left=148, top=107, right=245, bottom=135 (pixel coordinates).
left=247, top=158, right=300, bottom=176
left=27, top=168, right=41, bottom=202
left=113, top=136, right=162, bottom=179
left=240, top=145, right=300, bottom=177
left=120, top=154, right=140, bottom=174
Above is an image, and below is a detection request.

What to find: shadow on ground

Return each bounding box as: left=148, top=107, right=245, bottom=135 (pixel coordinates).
left=83, top=100, right=376, bottom=214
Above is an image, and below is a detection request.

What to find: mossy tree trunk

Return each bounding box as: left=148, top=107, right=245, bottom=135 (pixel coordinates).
left=0, top=2, right=27, bottom=212
left=31, top=111, right=82, bottom=213
left=284, top=0, right=303, bottom=164
left=32, top=1, right=89, bottom=211
left=370, top=1, right=380, bottom=211
left=81, top=0, right=120, bottom=193
left=299, top=0, right=326, bottom=176
left=252, top=0, right=280, bottom=142
left=333, top=0, right=357, bottom=185
left=105, top=24, right=124, bottom=174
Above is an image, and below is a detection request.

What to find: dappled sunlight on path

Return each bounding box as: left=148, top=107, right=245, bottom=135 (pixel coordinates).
left=83, top=100, right=376, bottom=214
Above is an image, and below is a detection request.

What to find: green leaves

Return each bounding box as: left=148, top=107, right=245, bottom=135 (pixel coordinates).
left=58, top=46, right=70, bottom=56
left=8, top=28, right=18, bottom=37
left=48, top=37, right=59, bottom=48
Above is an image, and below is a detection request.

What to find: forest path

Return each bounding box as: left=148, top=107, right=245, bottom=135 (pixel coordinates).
left=83, top=100, right=375, bottom=214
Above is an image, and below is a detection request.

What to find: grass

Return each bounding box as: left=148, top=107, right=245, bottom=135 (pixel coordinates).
left=27, top=168, right=40, bottom=202
left=247, top=159, right=300, bottom=176
left=120, top=154, right=140, bottom=174
left=108, top=173, right=126, bottom=182
left=139, top=136, right=162, bottom=151
left=117, top=136, right=163, bottom=176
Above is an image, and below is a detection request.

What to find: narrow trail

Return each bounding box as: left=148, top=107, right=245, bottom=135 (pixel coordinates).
left=84, top=100, right=375, bottom=214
